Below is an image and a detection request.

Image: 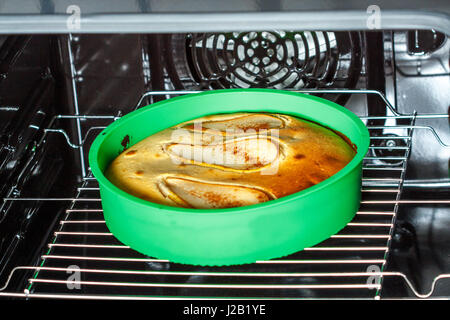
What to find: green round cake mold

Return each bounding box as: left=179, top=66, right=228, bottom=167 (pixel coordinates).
left=89, top=89, right=370, bottom=266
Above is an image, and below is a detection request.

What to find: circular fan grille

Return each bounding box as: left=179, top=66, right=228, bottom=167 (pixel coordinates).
left=184, top=31, right=360, bottom=91
left=162, top=31, right=362, bottom=104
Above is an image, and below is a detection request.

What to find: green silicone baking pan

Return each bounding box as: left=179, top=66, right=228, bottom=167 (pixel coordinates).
left=89, top=89, right=370, bottom=266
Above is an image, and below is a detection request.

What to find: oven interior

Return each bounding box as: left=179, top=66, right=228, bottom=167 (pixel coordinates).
left=0, top=29, right=449, bottom=299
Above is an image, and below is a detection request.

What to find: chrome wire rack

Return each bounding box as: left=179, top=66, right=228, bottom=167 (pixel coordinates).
left=1, top=89, right=449, bottom=299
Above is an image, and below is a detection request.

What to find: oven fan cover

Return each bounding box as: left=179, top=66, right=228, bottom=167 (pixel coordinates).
left=163, top=31, right=362, bottom=105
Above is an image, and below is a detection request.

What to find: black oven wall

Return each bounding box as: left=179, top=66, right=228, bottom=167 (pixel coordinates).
left=0, top=35, right=76, bottom=292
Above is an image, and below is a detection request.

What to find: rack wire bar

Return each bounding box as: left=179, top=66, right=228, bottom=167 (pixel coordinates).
left=40, top=118, right=450, bottom=150
left=51, top=232, right=391, bottom=239
left=132, top=89, right=399, bottom=116
left=373, top=114, right=415, bottom=299
left=1, top=266, right=448, bottom=299
left=38, top=256, right=387, bottom=264
left=4, top=198, right=448, bottom=205
left=28, top=89, right=449, bottom=152
left=1, top=89, right=449, bottom=299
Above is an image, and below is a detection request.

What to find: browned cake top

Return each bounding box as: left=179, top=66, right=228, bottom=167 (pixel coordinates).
left=106, top=113, right=356, bottom=209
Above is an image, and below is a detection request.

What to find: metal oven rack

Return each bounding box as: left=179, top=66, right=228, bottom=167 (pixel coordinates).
left=1, top=89, right=449, bottom=299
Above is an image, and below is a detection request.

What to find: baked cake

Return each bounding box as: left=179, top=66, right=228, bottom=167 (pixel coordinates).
left=106, top=113, right=356, bottom=209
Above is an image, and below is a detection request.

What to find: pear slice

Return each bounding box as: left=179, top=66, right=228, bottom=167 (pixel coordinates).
left=182, top=113, right=285, bottom=134
left=159, top=176, right=274, bottom=209
left=165, top=136, right=280, bottom=171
